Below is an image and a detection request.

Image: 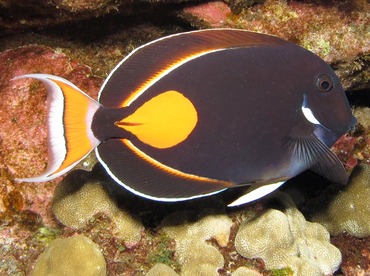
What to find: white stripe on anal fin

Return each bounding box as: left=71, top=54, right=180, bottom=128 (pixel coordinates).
left=227, top=181, right=285, bottom=207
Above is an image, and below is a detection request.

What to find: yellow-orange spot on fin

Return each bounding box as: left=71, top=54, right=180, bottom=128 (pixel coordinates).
left=116, top=91, right=198, bottom=149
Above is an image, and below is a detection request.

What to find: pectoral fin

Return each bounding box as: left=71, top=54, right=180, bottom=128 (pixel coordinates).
left=284, top=133, right=349, bottom=185
left=310, top=150, right=348, bottom=185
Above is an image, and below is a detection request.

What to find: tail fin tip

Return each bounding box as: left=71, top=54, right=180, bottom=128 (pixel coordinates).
left=14, top=74, right=101, bottom=182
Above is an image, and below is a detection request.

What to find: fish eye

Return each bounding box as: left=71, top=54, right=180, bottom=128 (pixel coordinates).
left=316, top=74, right=333, bottom=93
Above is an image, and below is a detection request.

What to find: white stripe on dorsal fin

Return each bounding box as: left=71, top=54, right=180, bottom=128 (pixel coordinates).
left=13, top=74, right=101, bottom=182
left=227, top=181, right=286, bottom=207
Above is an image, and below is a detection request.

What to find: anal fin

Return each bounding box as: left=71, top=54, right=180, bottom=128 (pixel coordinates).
left=227, top=181, right=286, bottom=207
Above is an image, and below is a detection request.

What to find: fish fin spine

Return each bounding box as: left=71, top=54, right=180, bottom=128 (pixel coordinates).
left=13, top=74, right=101, bottom=182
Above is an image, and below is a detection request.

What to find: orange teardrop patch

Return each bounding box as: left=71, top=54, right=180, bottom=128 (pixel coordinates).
left=115, top=91, right=198, bottom=149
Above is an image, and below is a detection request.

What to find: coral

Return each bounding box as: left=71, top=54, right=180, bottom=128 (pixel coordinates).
left=232, top=267, right=262, bottom=276
left=52, top=169, right=143, bottom=246
left=308, top=164, right=370, bottom=238
left=160, top=209, right=233, bottom=275
left=31, top=235, right=106, bottom=276
left=235, top=194, right=342, bottom=275
left=146, top=263, right=179, bottom=276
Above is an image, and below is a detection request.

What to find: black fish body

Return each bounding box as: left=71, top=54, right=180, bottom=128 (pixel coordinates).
left=13, top=29, right=357, bottom=206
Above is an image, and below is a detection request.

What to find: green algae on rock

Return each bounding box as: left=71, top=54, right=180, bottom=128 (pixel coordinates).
left=31, top=235, right=106, bottom=276
left=235, top=194, right=342, bottom=275
left=308, top=164, right=370, bottom=238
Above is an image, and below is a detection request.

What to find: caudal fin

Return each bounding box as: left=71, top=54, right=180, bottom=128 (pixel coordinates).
left=13, top=74, right=101, bottom=182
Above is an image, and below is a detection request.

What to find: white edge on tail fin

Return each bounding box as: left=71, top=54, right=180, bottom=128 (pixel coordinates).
left=12, top=74, right=101, bottom=182
left=227, top=181, right=285, bottom=207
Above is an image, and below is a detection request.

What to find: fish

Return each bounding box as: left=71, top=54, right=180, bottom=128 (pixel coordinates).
left=13, top=29, right=357, bottom=207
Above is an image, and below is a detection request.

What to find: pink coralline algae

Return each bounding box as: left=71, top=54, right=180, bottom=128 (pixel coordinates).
left=182, top=2, right=232, bottom=28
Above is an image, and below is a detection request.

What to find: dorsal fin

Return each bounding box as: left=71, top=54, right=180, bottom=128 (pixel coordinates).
left=98, top=29, right=289, bottom=107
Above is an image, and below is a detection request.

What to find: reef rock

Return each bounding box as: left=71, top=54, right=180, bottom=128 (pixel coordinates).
left=181, top=0, right=370, bottom=91
left=308, top=164, right=370, bottom=238
left=235, top=195, right=342, bottom=275
left=160, top=209, right=232, bottom=275
left=0, top=0, right=196, bottom=33
left=31, top=235, right=106, bottom=276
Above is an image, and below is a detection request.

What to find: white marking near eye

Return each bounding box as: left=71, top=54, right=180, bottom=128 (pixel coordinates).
left=302, top=106, right=321, bottom=125
left=301, top=94, right=322, bottom=125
